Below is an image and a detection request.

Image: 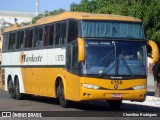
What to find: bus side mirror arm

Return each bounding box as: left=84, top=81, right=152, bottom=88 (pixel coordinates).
left=148, top=40, right=159, bottom=63
left=78, top=38, right=85, bottom=62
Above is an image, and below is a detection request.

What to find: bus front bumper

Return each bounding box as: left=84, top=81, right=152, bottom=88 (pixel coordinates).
left=80, top=88, right=147, bottom=102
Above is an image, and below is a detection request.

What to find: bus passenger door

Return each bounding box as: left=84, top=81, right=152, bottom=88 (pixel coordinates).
left=65, top=43, right=80, bottom=100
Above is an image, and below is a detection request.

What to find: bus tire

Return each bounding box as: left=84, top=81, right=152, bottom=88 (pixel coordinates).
left=107, top=100, right=122, bottom=109
left=8, top=80, right=16, bottom=99
left=56, top=79, right=70, bottom=108
left=15, top=77, right=24, bottom=100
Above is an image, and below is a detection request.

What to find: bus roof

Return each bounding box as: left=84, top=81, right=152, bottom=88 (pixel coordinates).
left=4, top=12, right=142, bottom=32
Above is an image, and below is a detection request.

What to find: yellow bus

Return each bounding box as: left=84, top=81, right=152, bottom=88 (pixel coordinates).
left=1, top=12, right=159, bottom=108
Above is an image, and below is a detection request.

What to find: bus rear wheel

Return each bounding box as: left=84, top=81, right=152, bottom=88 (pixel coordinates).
left=15, top=78, right=24, bottom=100
left=56, top=79, right=70, bottom=108
left=107, top=100, right=122, bottom=109
left=8, top=80, right=16, bottom=99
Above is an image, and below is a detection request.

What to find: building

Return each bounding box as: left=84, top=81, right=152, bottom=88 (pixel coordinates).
left=0, top=10, right=36, bottom=63
left=0, top=10, right=36, bottom=24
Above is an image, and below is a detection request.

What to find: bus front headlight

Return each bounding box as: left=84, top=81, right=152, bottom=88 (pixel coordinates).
left=82, top=83, right=100, bottom=90
left=132, top=85, right=147, bottom=90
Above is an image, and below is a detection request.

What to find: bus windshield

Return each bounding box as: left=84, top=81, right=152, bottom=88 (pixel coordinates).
left=83, top=40, right=146, bottom=77
left=81, top=20, right=145, bottom=39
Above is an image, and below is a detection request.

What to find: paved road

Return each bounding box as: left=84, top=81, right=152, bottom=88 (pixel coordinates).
left=0, top=89, right=160, bottom=119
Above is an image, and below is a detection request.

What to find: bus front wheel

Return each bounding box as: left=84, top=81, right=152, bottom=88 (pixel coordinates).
left=56, top=79, right=70, bottom=108
left=107, top=100, right=122, bottom=109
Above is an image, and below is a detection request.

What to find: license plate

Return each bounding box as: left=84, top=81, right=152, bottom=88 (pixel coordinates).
left=111, top=94, right=122, bottom=98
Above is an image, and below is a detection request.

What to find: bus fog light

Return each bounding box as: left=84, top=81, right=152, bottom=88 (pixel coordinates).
left=132, top=85, right=147, bottom=90
left=82, top=84, right=100, bottom=89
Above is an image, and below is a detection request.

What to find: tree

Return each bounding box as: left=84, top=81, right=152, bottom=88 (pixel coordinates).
left=49, top=9, right=65, bottom=16
left=20, top=22, right=30, bottom=27
left=31, top=8, right=65, bottom=24
left=31, top=14, right=43, bottom=24
left=0, top=22, right=13, bottom=33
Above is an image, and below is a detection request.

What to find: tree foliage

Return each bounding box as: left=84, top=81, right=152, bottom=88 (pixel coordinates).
left=0, top=22, right=13, bottom=33
left=70, top=0, right=160, bottom=41
left=31, top=8, right=65, bottom=24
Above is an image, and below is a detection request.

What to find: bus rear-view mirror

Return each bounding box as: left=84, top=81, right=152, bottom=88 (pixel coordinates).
left=147, top=40, right=159, bottom=63
left=78, top=38, right=85, bottom=62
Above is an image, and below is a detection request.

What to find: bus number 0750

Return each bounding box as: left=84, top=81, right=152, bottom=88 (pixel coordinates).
left=57, top=55, right=64, bottom=61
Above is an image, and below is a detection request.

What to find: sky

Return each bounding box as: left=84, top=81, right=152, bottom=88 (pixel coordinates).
left=0, top=0, right=81, bottom=13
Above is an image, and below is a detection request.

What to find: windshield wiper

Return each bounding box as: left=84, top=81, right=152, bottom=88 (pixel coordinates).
left=121, top=58, right=133, bottom=75
left=99, top=57, right=114, bottom=78
left=97, top=50, right=114, bottom=66
left=99, top=57, right=134, bottom=78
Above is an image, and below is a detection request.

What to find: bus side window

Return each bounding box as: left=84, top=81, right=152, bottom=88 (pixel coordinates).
left=72, top=45, right=79, bottom=74
left=61, top=22, right=67, bottom=45
left=25, top=30, right=29, bottom=48
left=2, top=33, right=5, bottom=51
left=28, top=29, right=33, bottom=48
left=20, top=31, right=24, bottom=49
left=16, top=31, right=21, bottom=49
left=38, top=27, right=43, bottom=47
left=55, top=23, right=61, bottom=45
left=49, top=24, right=54, bottom=46
left=11, top=33, right=16, bottom=50
left=66, top=46, right=71, bottom=70
left=68, top=20, right=78, bottom=44
left=34, top=28, right=38, bottom=47
left=3, top=33, right=8, bottom=51
left=8, top=33, right=12, bottom=50
left=44, top=25, right=49, bottom=46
